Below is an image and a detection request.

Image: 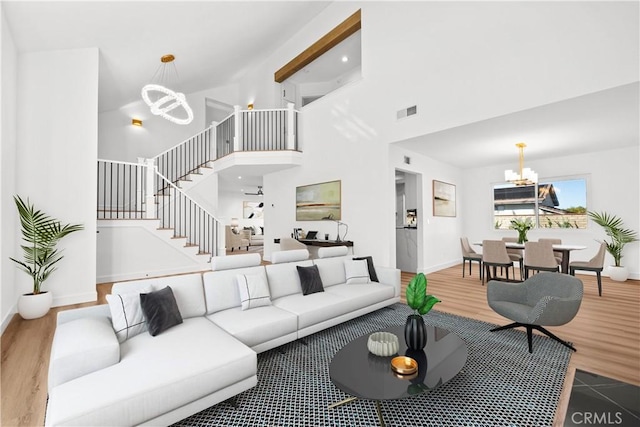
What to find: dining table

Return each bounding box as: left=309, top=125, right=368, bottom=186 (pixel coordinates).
left=473, top=241, right=587, bottom=274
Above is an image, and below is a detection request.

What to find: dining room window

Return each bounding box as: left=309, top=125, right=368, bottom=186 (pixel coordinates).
left=493, top=177, right=587, bottom=229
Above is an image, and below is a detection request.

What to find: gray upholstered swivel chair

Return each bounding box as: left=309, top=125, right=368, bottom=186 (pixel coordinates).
left=487, top=272, right=583, bottom=353
left=570, top=241, right=607, bottom=296
left=460, top=237, right=483, bottom=281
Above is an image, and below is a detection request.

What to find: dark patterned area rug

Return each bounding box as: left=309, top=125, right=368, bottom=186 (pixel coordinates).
left=174, top=304, right=571, bottom=427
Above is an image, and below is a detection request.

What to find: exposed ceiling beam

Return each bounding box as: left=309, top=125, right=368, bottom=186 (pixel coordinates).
left=274, top=9, right=361, bottom=83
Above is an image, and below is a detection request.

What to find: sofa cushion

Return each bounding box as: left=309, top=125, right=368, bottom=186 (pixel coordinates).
left=106, top=286, right=152, bottom=343
left=353, top=255, right=379, bottom=282
left=344, top=259, right=371, bottom=284
left=207, top=306, right=297, bottom=348
left=211, top=253, right=261, bottom=270
left=203, top=266, right=267, bottom=314
left=112, top=273, right=205, bottom=320
left=313, top=256, right=349, bottom=287
left=297, top=265, right=325, bottom=295
left=271, top=249, right=309, bottom=264
left=46, top=318, right=257, bottom=427
left=236, top=274, right=271, bottom=310
left=325, top=283, right=396, bottom=310
left=265, top=260, right=313, bottom=300
left=272, top=292, right=353, bottom=329
left=48, top=317, right=120, bottom=392
left=317, top=246, right=349, bottom=258
left=140, top=286, right=183, bottom=336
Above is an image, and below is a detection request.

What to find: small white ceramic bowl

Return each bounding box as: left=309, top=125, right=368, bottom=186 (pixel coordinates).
left=367, top=332, right=399, bottom=357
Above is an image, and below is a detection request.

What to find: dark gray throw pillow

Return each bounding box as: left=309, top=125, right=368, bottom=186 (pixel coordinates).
left=140, top=286, right=183, bottom=336
left=296, top=265, right=325, bottom=295
left=353, top=256, right=379, bottom=282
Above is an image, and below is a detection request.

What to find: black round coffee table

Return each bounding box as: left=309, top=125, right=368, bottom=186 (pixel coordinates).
left=329, top=324, right=467, bottom=426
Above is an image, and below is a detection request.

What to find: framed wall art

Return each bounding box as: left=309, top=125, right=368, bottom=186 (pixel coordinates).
left=433, top=180, right=456, bottom=217
left=243, top=201, right=264, bottom=219
left=296, top=180, right=341, bottom=221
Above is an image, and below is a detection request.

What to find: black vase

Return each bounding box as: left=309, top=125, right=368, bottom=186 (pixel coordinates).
left=404, top=314, right=427, bottom=350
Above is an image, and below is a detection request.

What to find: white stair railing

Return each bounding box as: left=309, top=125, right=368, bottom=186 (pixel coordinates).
left=96, top=159, right=222, bottom=259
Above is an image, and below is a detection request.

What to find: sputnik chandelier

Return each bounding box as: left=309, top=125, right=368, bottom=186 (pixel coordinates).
left=141, top=54, right=194, bottom=125
left=504, top=142, right=538, bottom=186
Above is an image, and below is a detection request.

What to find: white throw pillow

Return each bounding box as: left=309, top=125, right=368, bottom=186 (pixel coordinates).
left=344, top=259, right=371, bottom=284
left=106, top=286, right=152, bottom=343
left=236, top=274, right=272, bottom=310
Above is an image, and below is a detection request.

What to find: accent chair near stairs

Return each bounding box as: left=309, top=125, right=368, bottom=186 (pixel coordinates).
left=226, top=226, right=249, bottom=252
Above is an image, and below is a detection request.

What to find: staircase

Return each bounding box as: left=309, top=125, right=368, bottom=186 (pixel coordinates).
left=97, top=104, right=300, bottom=276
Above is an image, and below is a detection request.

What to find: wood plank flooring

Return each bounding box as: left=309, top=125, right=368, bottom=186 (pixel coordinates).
left=1, top=265, right=638, bottom=427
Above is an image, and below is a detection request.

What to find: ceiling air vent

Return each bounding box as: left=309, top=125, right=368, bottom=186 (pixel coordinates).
left=397, top=105, right=418, bottom=120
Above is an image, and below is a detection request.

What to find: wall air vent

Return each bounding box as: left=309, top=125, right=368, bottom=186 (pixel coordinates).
left=397, top=105, right=418, bottom=120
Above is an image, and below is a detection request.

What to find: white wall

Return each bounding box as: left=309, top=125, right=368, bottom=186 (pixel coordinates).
left=16, top=48, right=99, bottom=307
left=390, top=145, right=464, bottom=273
left=96, top=222, right=208, bottom=283
left=218, top=190, right=264, bottom=230
left=240, top=1, right=637, bottom=270
left=463, top=146, right=640, bottom=279
left=98, top=84, right=239, bottom=162
left=1, top=9, right=18, bottom=332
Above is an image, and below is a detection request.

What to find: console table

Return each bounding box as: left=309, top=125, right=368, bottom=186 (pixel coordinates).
left=298, top=239, right=353, bottom=248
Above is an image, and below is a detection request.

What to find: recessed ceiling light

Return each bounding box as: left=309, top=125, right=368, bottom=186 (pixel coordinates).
left=341, top=55, right=348, bottom=63
left=238, top=176, right=242, bottom=179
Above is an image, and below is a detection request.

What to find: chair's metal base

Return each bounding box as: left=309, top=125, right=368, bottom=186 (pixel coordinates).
left=490, top=322, right=576, bottom=353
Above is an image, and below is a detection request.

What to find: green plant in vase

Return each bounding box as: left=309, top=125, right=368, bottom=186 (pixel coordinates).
left=510, top=217, right=533, bottom=244
left=9, top=195, right=83, bottom=319
left=404, top=273, right=440, bottom=350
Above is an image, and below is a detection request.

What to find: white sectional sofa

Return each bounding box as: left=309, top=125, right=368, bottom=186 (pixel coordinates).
left=46, top=246, right=400, bottom=426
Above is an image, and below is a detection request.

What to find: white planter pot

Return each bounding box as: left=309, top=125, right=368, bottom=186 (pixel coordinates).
left=17, top=291, right=53, bottom=319
left=607, top=266, right=629, bottom=282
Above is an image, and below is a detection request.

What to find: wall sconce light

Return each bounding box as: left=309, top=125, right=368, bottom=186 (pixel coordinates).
left=132, top=118, right=143, bottom=127
left=247, top=103, right=254, bottom=110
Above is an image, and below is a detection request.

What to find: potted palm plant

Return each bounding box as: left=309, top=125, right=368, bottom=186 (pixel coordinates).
left=9, top=195, right=83, bottom=319
left=405, top=273, right=440, bottom=350
left=588, top=211, right=638, bottom=282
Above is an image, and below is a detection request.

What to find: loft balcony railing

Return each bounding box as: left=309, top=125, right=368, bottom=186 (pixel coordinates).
left=216, top=104, right=299, bottom=158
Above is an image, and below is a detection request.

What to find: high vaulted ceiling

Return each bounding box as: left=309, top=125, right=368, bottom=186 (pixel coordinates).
left=2, top=1, right=331, bottom=112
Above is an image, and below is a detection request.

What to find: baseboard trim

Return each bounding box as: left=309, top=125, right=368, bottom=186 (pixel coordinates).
left=1, top=304, right=17, bottom=335
left=97, top=265, right=210, bottom=284
left=53, top=292, right=98, bottom=308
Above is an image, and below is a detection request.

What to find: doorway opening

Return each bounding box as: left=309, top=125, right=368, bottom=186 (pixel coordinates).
left=395, top=169, right=421, bottom=273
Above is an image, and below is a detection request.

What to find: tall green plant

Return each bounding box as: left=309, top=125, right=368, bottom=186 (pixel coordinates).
left=405, top=273, right=440, bottom=315
left=587, top=211, right=638, bottom=267
left=9, top=195, right=84, bottom=294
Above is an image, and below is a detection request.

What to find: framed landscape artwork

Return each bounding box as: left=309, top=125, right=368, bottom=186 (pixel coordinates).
left=433, top=180, right=456, bottom=217
left=243, top=201, right=264, bottom=219
left=296, top=180, right=341, bottom=221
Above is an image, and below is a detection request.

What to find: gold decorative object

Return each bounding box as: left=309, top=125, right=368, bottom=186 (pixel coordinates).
left=390, top=356, right=418, bottom=375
